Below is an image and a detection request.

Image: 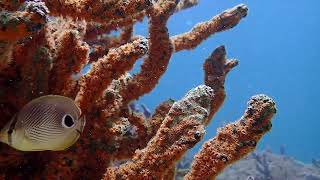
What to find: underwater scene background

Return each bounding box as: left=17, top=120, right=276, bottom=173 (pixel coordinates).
left=0, top=0, right=319, bottom=179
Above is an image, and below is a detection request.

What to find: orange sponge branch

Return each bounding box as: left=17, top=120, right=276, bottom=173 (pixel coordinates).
left=172, top=4, right=248, bottom=52
left=44, top=0, right=152, bottom=23
left=185, top=95, right=277, bottom=180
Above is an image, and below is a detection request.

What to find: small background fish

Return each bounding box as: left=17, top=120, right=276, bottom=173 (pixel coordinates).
left=0, top=95, right=85, bottom=151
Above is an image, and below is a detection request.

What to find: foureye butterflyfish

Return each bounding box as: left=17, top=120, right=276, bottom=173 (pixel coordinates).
left=0, top=95, right=86, bottom=151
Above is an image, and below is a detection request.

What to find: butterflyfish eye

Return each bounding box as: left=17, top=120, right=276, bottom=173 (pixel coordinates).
left=7, top=129, right=13, bottom=134
left=62, top=114, right=75, bottom=128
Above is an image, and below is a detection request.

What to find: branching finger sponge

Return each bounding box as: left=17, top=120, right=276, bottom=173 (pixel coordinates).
left=105, top=85, right=214, bottom=179
left=185, top=94, right=277, bottom=180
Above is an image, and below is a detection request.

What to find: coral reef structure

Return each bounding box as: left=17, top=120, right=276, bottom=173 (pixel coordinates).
left=0, top=0, right=277, bottom=179
left=176, top=151, right=320, bottom=180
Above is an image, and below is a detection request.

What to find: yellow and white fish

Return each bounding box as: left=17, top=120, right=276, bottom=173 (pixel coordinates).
left=0, top=95, right=86, bottom=151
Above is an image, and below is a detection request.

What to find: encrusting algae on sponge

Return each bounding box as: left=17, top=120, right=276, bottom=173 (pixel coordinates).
left=0, top=0, right=277, bottom=179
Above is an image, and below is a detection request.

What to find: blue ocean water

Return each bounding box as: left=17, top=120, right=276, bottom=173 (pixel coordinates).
left=133, top=0, right=320, bottom=163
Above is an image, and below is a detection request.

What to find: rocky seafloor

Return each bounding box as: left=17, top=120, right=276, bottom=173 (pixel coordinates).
left=176, top=151, right=320, bottom=180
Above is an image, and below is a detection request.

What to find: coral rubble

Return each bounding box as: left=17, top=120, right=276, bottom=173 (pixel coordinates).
left=0, top=0, right=276, bottom=179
